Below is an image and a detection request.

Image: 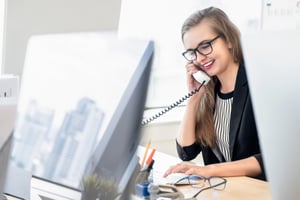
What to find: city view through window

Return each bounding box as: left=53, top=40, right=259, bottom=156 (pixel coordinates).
left=11, top=97, right=104, bottom=187
left=9, top=32, right=143, bottom=188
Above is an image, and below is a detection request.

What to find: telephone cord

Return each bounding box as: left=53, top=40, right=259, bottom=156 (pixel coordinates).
left=141, top=81, right=206, bottom=125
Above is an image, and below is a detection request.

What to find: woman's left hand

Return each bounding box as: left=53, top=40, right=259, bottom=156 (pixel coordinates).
left=163, top=162, right=212, bottom=178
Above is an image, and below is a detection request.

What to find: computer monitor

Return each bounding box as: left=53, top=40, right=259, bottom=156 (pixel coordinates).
left=242, top=30, right=300, bottom=200
left=12, top=32, right=154, bottom=194
left=83, top=40, right=154, bottom=199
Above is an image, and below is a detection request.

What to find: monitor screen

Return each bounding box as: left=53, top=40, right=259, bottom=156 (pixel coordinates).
left=242, top=30, right=300, bottom=199
left=12, top=32, right=154, bottom=192
left=83, top=40, right=154, bottom=199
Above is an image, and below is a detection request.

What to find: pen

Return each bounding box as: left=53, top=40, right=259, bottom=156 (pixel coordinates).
left=146, top=159, right=155, bottom=172
left=145, top=148, right=156, bottom=167
left=141, top=140, right=151, bottom=168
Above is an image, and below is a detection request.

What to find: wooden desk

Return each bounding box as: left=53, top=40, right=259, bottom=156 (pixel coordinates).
left=177, top=176, right=271, bottom=200
left=138, top=146, right=272, bottom=199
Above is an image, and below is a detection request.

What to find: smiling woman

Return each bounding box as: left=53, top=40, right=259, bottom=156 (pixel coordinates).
left=164, top=6, right=266, bottom=181
left=118, top=0, right=262, bottom=110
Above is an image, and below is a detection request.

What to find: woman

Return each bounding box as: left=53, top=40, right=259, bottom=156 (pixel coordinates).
left=164, top=7, right=266, bottom=180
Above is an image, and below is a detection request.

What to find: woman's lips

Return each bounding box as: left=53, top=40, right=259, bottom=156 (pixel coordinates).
left=202, top=60, right=214, bottom=70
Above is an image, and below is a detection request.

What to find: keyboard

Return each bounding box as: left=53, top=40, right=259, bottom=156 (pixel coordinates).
left=155, top=172, right=188, bottom=185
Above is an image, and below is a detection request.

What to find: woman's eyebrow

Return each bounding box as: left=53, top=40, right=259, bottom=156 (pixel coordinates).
left=186, top=39, right=210, bottom=51
left=198, top=39, right=211, bottom=46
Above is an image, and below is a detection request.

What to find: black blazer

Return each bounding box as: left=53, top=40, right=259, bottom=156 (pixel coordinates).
left=176, top=63, right=266, bottom=180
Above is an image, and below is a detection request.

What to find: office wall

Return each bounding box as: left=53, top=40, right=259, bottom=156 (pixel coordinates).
left=261, top=0, right=300, bottom=30
left=140, top=121, right=204, bottom=164
left=0, top=1, right=5, bottom=73
left=2, top=0, right=122, bottom=77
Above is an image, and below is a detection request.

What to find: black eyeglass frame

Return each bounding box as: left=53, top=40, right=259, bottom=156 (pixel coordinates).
left=182, top=35, right=221, bottom=61
left=174, top=175, right=227, bottom=198
left=174, top=175, right=226, bottom=189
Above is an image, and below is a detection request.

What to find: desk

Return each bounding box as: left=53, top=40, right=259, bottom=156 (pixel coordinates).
left=9, top=147, right=271, bottom=200
left=138, top=147, right=272, bottom=200
left=176, top=176, right=271, bottom=200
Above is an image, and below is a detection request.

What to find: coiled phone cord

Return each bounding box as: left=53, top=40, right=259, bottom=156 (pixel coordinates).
left=141, top=81, right=206, bottom=126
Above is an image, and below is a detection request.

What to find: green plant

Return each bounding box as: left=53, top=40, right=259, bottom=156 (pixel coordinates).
left=81, top=174, right=120, bottom=200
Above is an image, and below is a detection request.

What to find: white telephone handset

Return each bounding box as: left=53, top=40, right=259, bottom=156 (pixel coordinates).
left=141, top=71, right=211, bottom=125
left=192, top=71, right=210, bottom=85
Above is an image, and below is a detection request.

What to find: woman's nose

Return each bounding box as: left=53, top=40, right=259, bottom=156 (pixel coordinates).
left=194, top=51, right=207, bottom=65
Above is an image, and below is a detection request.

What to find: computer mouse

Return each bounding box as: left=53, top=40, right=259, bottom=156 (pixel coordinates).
left=165, top=173, right=188, bottom=185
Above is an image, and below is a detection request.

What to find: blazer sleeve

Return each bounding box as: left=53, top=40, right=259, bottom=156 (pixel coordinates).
left=176, top=140, right=201, bottom=161
left=253, top=153, right=267, bottom=181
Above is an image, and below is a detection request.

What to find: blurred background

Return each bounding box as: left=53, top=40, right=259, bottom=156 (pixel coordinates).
left=0, top=0, right=299, bottom=188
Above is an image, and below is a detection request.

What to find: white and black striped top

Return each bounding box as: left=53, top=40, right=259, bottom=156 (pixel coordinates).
left=214, top=91, right=234, bottom=162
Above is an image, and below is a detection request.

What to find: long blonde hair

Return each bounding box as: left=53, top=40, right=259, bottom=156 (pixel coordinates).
left=181, top=7, right=243, bottom=147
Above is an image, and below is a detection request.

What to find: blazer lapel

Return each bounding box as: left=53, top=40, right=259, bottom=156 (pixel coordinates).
left=229, top=65, right=248, bottom=158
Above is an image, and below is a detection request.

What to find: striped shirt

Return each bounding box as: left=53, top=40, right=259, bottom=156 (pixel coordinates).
left=214, top=91, right=234, bottom=162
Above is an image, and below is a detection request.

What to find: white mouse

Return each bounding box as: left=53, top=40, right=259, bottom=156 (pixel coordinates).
left=165, top=173, right=189, bottom=185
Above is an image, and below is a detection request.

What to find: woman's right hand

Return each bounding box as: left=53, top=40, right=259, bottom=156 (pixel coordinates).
left=185, top=62, right=206, bottom=101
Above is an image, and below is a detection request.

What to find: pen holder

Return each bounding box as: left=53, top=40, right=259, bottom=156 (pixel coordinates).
left=135, top=159, right=155, bottom=197
left=136, top=159, right=155, bottom=184
left=135, top=170, right=151, bottom=197
left=135, top=169, right=150, bottom=185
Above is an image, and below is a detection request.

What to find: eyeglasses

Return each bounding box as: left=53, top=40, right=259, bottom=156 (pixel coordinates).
left=182, top=35, right=221, bottom=61
left=173, top=175, right=227, bottom=198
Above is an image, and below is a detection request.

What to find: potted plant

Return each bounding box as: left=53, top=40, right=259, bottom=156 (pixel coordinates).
left=81, top=174, right=120, bottom=200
